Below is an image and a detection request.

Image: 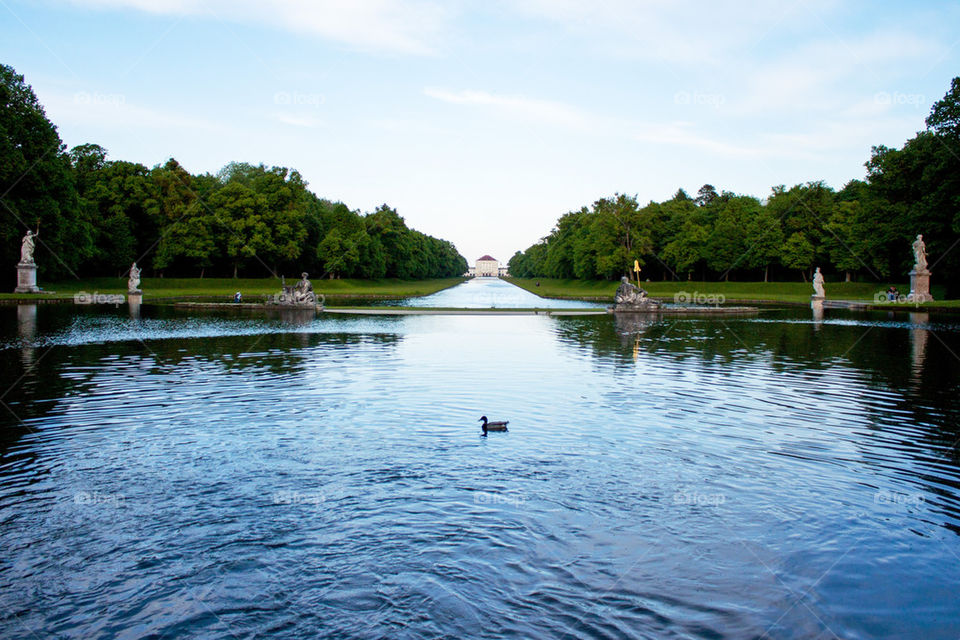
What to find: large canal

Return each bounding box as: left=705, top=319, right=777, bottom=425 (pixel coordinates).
left=1, top=279, right=959, bottom=638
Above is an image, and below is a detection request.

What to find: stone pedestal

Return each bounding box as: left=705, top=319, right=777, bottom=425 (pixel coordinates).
left=127, top=291, right=142, bottom=303
left=909, top=270, right=933, bottom=302
left=612, top=300, right=661, bottom=313
left=15, top=263, right=40, bottom=293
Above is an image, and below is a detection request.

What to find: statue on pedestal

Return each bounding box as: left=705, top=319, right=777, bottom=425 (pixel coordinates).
left=909, top=233, right=934, bottom=302
left=14, top=229, right=40, bottom=293
left=128, top=262, right=141, bottom=293
left=20, top=230, right=37, bottom=265
left=812, top=267, right=825, bottom=298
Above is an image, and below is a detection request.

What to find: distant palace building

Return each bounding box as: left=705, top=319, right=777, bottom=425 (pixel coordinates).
left=475, top=255, right=500, bottom=277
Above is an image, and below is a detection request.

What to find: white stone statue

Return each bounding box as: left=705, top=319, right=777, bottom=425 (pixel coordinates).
left=912, top=234, right=928, bottom=272
left=128, top=262, right=141, bottom=292
left=20, top=230, right=37, bottom=265
left=812, top=267, right=825, bottom=298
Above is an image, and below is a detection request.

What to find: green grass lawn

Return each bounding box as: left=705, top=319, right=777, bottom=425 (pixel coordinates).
left=506, top=277, right=954, bottom=306
left=0, top=277, right=466, bottom=300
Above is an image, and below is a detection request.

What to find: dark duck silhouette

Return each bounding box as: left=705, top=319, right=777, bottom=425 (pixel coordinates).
left=479, top=415, right=509, bottom=435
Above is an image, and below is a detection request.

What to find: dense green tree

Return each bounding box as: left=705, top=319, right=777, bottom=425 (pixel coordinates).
left=71, top=149, right=157, bottom=274
left=926, top=77, right=960, bottom=138
left=317, top=228, right=361, bottom=277
left=695, top=184, right=719, bottom=208
left=662, top=220, right=708, bottom=279
left=0, top=64, right=92, bottom=279
left=705, top=195, right=761, bottom=279
left=781, top=232, right=815, bottom=280
left=745, top=205, right=784, bottom=282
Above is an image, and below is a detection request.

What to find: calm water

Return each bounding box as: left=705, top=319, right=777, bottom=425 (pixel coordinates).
left=2, top=280, right=960, bottom=639
left=381, top=276, right=602, bottom=308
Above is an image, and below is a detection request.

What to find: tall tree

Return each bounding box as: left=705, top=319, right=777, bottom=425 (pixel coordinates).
left=0, top=64, right=92, bottom=278
left=925, top=76, right=960, bottom=138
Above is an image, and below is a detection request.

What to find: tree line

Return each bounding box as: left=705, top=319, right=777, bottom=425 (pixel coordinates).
left=1, top=64, right=467, bottom=281
left=510, top=77, right=960, bottom=296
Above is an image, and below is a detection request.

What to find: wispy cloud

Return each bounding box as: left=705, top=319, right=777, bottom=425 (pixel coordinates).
left=272, top=112, right=323, bottom=128
left=66, top=0, right=450, bottom=54
left=506, top=0, right=843, bottom=64
left=633, top=122, right=761, bottom=157
left=424, top=87, right=591, bottom=128
left=39, top=89, right=216, bottom=131
left=426, top=86, right=770, bottom=158
left=731, top=31, right=945, bottom=116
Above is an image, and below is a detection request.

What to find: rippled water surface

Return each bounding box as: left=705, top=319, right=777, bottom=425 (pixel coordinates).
left=2, top=281, right=960, bottom=639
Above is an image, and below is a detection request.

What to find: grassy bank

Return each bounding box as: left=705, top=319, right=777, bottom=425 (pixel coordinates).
left=0, top=277, right=466, bottom=301
left=506, top=277, right=955, bottom=306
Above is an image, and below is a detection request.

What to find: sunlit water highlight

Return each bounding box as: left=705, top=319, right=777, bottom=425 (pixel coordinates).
left=1, top=283, right=959, bottom=638
left=381, top=276, right=602, bottom=308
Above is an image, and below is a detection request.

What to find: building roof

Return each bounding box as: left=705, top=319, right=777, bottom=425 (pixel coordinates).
left=477, top=255, right=496, bottom=261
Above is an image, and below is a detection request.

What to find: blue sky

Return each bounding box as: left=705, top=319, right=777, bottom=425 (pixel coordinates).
left=2, top=0, right=958, bottom=265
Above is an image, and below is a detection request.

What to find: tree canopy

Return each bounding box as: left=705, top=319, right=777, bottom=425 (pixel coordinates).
left=510, top=76, right=960, bottom=296
left=0, top=64, right=467, bottom=281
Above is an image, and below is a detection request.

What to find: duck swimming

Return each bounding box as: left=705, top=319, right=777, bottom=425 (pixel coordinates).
left=479, top=415, right=509, bottom=435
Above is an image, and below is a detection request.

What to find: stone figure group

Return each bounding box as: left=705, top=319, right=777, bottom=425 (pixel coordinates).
left=613, top=276, right=659, bottom=311
left=273, top=272, right=318, bottom=307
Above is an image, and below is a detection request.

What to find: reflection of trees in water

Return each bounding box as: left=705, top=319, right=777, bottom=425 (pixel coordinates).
left=0, top=305, right=401, bottom=458
left=553, top=312, right=960, bottom=461
left=556, top=312, right=956, bottom=379
left=557, top=313, right=843, bottom=370
left=558, top=311, right=960, bottom=535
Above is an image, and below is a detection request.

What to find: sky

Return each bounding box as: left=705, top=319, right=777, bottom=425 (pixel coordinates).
left=2, top=0, right=958, bottom=266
